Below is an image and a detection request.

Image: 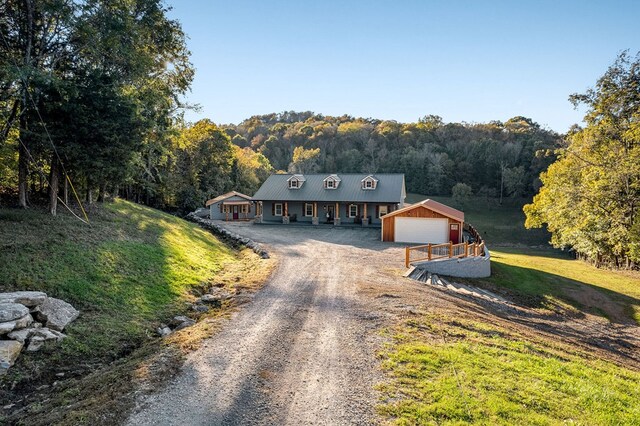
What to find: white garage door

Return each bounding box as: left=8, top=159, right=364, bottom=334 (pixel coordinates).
left=394, top=217, right=449, bottom=244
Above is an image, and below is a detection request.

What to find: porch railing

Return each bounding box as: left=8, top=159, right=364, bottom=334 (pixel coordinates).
left=404, top=241, right=485, bottom=268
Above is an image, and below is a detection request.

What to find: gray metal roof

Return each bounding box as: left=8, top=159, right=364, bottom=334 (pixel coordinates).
left=252, top=174, right=406, bottom=203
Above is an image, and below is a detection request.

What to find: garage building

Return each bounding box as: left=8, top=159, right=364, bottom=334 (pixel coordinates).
left=381, top=199, right=464, bottom=244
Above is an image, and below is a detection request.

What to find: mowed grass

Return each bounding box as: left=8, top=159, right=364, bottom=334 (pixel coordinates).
left=378, top=315, right=640, bottom=425
left=407, top=193, right=640, bottom=322
left=0, top=199, right=259, bottom=375
left=405, top=194, right=550, bottom=246
left=485, top=248, right=640, bottom=323
left=381, top=195, right=640, bottom=425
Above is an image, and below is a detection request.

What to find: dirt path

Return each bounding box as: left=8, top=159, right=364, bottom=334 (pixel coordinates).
left=127, top=225, right=395, bottom=425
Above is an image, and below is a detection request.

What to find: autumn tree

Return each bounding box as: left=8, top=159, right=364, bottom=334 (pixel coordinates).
left=525, top=51, right=640, bottom=268
left=288, top=146, right=320, bottom=174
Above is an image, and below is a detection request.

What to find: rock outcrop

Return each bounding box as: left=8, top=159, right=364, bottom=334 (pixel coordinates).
left=0, top=292, right=78, bottom=374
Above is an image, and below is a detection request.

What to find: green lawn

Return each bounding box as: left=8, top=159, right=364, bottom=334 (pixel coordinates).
left=380, top=195, right=640, bottom=425
left=484, top=248, right=640, bottom=323
left=0, top=199, right=268, bottom=424
left=406, top=194, right=640, bottom=323
left=406, top=194, right=550, bottom=246
left=378, top=315, right=640, bottom=425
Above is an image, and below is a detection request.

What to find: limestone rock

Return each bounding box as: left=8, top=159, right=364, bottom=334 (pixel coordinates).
left=33, top=297, right=79, bottom=331
left=0, top=302, right=30, bottom=322
left=0, top=313, right=33, bottom=335
left=0, top=291, right=47, bottom=307
left=26, top=337, right=45, bottom=352
left=170, top=315, right=195, bottom=331
left=7, top=327, right=34, bottom=344
left=7, top=325, right=62, bottom=345
left=0, top=340, right=24, bottom=374
left=191, top=304, right=210, bottom=313
left=32, top=327, right=66, bottom=342
left=13, top=313, right=34, bottom=330
left=0, top=322, right=15, bottom=335
left=157, top=325, right=172, bottom=337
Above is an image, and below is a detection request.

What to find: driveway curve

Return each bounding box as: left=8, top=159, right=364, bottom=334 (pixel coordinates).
left=127, top=224, right=402, bottom=426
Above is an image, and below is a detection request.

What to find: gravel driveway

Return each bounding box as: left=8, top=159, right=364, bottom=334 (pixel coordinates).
left=127, top=223, right=404, bottom=426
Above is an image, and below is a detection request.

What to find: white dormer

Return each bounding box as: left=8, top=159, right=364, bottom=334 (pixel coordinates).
left=287, top=174, right=306, bottom=189
left=361, top=175, right=378, bottom=190
left=323, top=174, right=341, bottom=189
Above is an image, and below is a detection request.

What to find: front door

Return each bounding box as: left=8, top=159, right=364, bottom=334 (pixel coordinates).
left=326, top=205, right=334, bottom=223
left=233, top=205, right=239, bottom=220
left=449, top=223, right=460, bottom=244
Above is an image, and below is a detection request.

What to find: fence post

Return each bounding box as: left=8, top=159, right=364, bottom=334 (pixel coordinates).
left=449, top=241, right=453, bottom=258
left=464, top=242, right=468, bottom=258
left=428, top=243, right=432, bottom=260
left=405, top=246, right=410, bottom=268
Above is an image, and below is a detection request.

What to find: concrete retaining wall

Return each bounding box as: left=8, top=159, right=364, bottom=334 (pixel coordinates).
left=412, top=245, right=491, bottom=278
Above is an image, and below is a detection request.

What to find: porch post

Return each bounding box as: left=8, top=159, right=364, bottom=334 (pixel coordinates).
left=334, top=202, right=340, bottom=225
left=312, top=202, right=318, bottom=225
left=362, top=203, right=369, bottom=226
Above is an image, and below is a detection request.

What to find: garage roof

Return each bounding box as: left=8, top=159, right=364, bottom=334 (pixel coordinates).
left=382, top=199, right=464, bottom=222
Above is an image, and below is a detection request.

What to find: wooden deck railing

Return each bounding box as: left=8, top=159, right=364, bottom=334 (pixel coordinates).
left=405, top=241, right=485, bottom=267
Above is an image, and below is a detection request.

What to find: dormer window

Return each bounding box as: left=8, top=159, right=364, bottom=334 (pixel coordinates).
left=361, top=175, right=378, bottom=190
left=287, top=174, right=306, bottom=190
left=323, top=174, right=341, bottom=190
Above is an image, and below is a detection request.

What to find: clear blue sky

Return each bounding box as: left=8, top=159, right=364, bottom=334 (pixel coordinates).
left=166, top=0, right=640, bottom=133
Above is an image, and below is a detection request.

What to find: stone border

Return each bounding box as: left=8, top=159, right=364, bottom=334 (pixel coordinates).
left=185, top=213, right=270, bottom=259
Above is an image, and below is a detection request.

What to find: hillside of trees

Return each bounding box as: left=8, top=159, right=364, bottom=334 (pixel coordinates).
left=223, top=113, right=561, bottom=200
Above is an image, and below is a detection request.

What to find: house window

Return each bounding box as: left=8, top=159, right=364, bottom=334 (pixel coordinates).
left=325, top=180, right=335, bottom=189
left=305, top=203, right=314, bottom=217
left=349, top=204, right=358, bottom=218
left=378, top=205, right=388, bottom=218
left=289, top=179, right=299, bottom=189
left=274, top=203, right=283, bottom=216
left=362, top=178, right=377, bottom=190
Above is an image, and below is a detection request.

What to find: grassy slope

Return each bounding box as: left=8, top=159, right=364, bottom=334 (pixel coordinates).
left=408, top=194, right=640, bottom=322
left=0, top=199, right=271, bottom=424
left=381, top=195, right=640, bottom=425
left=378, top=315, right=640, bottom=425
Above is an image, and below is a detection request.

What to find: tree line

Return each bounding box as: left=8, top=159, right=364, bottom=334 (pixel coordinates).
left=223, top=112, right=561, bottom=201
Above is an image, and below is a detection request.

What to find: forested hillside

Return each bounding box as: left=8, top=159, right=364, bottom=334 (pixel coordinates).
left=224, top=113, right=560, bottom=199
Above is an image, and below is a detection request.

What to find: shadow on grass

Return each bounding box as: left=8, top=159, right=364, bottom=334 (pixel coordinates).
left=475, top=255, right=640, bottom=326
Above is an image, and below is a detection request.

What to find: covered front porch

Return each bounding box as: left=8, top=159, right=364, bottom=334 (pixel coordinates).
left=221, top=200, right=253, bottom=221
left=255, top=201, right=397, bottom=227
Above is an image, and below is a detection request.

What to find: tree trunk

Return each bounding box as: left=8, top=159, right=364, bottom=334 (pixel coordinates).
left=48, top=155, right=59, bottom=215
left=97, top=182, right=106, bottom=202
left=86, top=178, right=93, bottom=205
left=63, top=173, right=69, bottom=205
left=18, top=137, right=29, bottom=208
left=499, top=162, right=505, bottom=205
